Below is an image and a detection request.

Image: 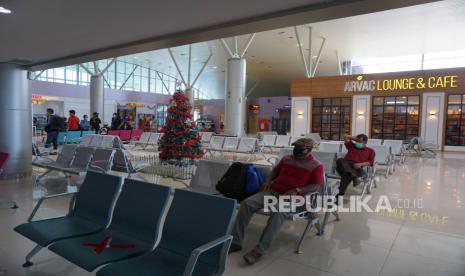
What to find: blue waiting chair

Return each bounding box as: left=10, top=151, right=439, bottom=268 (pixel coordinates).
left=81, top=130, right=95, bottom=136
left=57, top=131, right=67, bottom=144
left=48, top=179, right=171, bottom=272
left=66, top=131, right=82, bottom=143
left=97, top=189, right=236, bottom=276
left=14, top=171, right=122, bottom=267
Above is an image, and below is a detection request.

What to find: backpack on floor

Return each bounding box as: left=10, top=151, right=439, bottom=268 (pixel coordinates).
left=245, top=164, right=264, bottom=195
left=216, top=162, right=248, bottom=201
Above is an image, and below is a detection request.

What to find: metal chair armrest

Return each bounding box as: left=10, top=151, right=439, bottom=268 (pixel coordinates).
left=183, top=235, right=233, bottom=276
left=28, top=192, right=78, bottom=222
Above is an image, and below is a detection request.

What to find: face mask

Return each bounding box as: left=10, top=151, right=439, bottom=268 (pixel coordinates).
left=355, top=142, right=365, bottom=149
left=293, top=145, right=309, bottom=157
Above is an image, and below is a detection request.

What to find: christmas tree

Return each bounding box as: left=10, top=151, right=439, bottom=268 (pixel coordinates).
left=158, top=90, right=204, bottom=164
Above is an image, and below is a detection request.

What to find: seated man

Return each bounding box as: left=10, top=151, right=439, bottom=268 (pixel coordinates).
left=229, top=138, right=324, bottom=265
left=336, top=134, right=375, bottom=197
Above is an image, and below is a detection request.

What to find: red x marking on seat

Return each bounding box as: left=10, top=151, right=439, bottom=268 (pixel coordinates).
left=81, top=235, right=135, bottom=255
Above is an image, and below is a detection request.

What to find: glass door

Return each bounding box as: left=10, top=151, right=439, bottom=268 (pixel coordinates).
left=445, top=94, right=465, bottom=146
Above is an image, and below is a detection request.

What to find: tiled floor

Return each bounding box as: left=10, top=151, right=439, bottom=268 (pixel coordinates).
left=1, top=152, right=465, bottom=275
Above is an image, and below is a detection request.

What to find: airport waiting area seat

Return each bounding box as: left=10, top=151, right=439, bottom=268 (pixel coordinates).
left=97, top=189, right=236, bottom=276
left=14, top=172, right=123, bottom=267
left=33, top=145, right=95, bottom=183
left=48, top=179, right=171, bottom=272
left=200, top=131, right=214, bottom=144
left=15, top=171, right=236, bottom=275
left=130, top=132, right=162, bottom=150
left=188, top=158, right=337, bottom=253
left=204, top=136, right=259, bottom=161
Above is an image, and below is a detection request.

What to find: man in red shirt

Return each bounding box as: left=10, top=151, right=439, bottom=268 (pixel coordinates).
left=229, top=138, right=325, bottom=265
left=67, top=110, right=80, bottom=131
left=336, top=134, right=375, bottom=197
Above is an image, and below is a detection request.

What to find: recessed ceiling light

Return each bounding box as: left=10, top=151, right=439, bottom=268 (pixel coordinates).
left=0, top=6, right=12, bottom=14
left=180, top=53, right=186, bottom=56
left=251, top=55, right=256, bottom=58
left=288, top=36, right=293, bottom=39
left=278, top=31, right=285, bottom=35
left=211, top=66, right=218, bottom=69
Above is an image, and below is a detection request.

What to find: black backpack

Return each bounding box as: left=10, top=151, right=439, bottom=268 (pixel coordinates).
left=216, top=162, right=248, bottom=202
left=54, top=116, right=67, bottom=132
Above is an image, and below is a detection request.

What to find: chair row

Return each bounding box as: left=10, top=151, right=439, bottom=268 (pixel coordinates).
left=56, top=130, right=96, bottom=144
left=15, top=171, right=235, bottom=276
left=107, top=129, right=143, bottom=142
left=315, top=141, right=400, bottom=177
left=33, top=144, right=116, bottom=182
left=33, top=144, right=150, bottom=182
left=205, top=136, right=258, bottom=160
left=130, top=132, right=162, bottom=150
left=189, top=159, right=340, bottom=253
left=80, top=134, right=122, bottom=149
left=199, top=131, right=214, bottom=143
left=269, top=149, right=376, bottom=197
left=261, top=133, right=322, bottom=152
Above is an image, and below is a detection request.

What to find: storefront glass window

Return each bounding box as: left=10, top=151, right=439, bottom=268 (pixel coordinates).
left=371, top=96, right=420, bottom=141
left=312, top=97, right=351, bottom=140
left=445, top=94, right=465, bottom=146
left=157, top=104, right=168, bottom=128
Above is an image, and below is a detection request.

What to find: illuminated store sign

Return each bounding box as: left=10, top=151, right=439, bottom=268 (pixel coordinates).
left=344, top=75, right=458, bottom=92
left=31, top=94, right=59, bottom=101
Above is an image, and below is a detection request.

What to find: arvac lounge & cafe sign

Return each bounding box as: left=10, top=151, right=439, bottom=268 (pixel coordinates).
left=344, top=75, right=458, bottom=92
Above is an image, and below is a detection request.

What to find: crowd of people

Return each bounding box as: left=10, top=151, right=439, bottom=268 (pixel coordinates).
left=43, top=109, right=103, bottom=153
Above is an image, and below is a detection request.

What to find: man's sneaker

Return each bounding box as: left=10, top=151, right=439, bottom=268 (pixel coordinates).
left=228, top=243, right=242, bottom=254
left=243, top=249, right=262, bottom=265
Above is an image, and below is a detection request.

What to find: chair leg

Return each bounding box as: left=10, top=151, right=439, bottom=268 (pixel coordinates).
left=295, top=218, right=316, bottom=254
left=22, top=245, right=42, bottom=267
left=320, top=211, right=330, bottom=235
left=332, top=211, right=340, bottom=221
left=35, top=169, right=52, bottom=184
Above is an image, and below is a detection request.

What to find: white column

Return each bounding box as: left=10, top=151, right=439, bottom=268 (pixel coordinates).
left=90, top=75, right=104, bottom=121
left=421, top=92, right=444, bottom=150
left=185, top=88, right=194, bottom=106
left=291, top=97, right=311, bottom=136
left=0, top=63, right=31, bottom=178
left=352, top=95, right=371, bottom=136
left=225, top=58, right=246, bottom=137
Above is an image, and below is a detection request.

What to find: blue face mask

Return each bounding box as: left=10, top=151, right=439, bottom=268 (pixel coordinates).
left=355, top=142, right=365, bottom=149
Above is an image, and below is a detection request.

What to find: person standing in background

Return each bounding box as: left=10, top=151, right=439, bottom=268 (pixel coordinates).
left=90, top=112, right=101, bottom=133
left=80, top=114, right=90, bottom=130
left=111, top=113, right=122, bottom=130
left=67, top=110, right=80, bottom=131
left=44, top=108, right=59, bottom=154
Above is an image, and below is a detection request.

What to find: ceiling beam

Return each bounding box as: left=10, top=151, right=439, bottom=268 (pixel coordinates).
left=29, top=0, right=440, bottom=70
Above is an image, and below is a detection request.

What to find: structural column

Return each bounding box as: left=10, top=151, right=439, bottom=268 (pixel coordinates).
left=0, top=63, right=31, bottom=178
left=225, top=58, right=246, bottom=137
left=90, top=75, right=104, bottom=119
left=185, top=88, right=194, bottom=106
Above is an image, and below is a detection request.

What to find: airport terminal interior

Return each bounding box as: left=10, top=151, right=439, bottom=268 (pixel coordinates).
left=1, top=0, right=465, bottom=275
